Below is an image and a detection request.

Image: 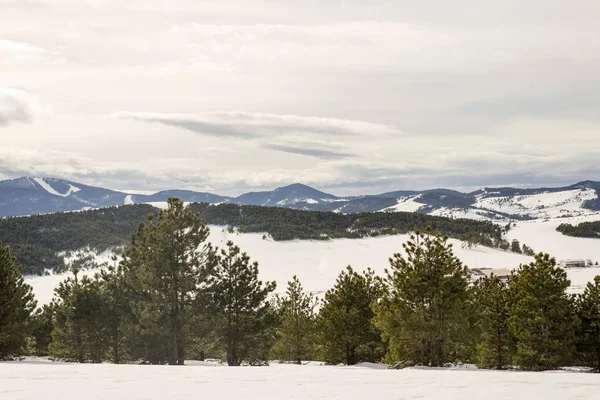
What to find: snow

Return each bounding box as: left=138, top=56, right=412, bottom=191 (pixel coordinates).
left=475, top=189, right=598, bottom=219
left=25, top=249, right=117, bottom=305
left=123, top=195, right=134, bottom=205
left=1, top=359, right=598, bottom=399
left=383, top=195, right=423, bottom=213
left=24, top=216, right=600, bottom=305
left=429, top=207, right=494, bottom=221
left=33, top=177, right=81, bottom=197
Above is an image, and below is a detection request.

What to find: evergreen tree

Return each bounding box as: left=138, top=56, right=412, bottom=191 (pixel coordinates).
left=0, top=242, right=37, bottom=359
left=98, top=259, right=128, bottom=364
left=522, top=244, right=535, bottom=257
left=49, top=271, right=111, bottom=363
left=29, top=304, right=54, bottom=356
left=511, top=239, right=522, bottom=254
left=207, top=240, right=276, bottom=366
left=472, top=275, right=512, bottom=369
left=576, top=276, right=600, bottom=372
left=317, top=266, right=384, bottom=365
left=271, top=276, right=317, bottom=364
left=374, top=230, right=470, bottom=367
left=121, top=198, right=213, bottom=365
left=507, top=253, right=578, bottom=371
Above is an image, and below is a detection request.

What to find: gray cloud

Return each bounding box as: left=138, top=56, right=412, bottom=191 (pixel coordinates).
left=264, top=144, right=353, bottom=159
left=0, top=88, right=39, bottom=126
left=109, top=111, right=399, bottom=138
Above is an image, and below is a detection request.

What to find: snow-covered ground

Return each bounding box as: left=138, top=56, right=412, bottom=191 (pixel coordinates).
left=26, top=221, right=600, bottom=306
left=475, top=189, right=597, bottom=220
left=26, top=249, right=118, bottom=305
left=1, top=358, right=598, bottom=400
left=383, top=195, right=423, bottom=213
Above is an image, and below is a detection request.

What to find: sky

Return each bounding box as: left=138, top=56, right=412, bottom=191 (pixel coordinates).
left=1, top=0, right=599, bottom=196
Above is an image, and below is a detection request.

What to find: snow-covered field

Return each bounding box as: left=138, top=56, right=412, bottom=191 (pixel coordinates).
left=1, top=358, right=598, bottom=400
left=26, top=219, right=600, bottom=305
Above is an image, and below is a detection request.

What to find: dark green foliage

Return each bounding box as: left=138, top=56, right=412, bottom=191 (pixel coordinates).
left=507, top=253, right=578, bottom=371
left=375, top=230, right=470, bottom=367
left=575, top=276, right=600, bottom=372
left=557, top=220, right=600, bottom=239
left=121, top=198, right=213, bottom=365
left=271, top=276, right=317, bottom=364
left=49, top=271, right=111, bottom=363
left=317, top=266, right=384, bottom=365
left=0, top=242, right=37, bottom=359
left=3, top=202, right=504, bottom=275
left=472, top=275, right=512, bottom=369
left=29, top=304, right=55, bottom=356
left=0, top=204, right=157, bottom=275
left=522, top=244, right=535, bottom=257
left=207, top=241, right=276, bottom=366
left=188, top=203, right=502, bottom=244
left=511, top=239, right=522, bottom=254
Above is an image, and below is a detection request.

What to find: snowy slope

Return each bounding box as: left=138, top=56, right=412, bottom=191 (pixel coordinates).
left=382, top=195, right=424, bottom=212
left=1, top=359, right=599, bottom=400
left=33, top=177, right=81, bottom=197
left=26, top=224, right=600, bottom=305
left=474, top=188, right=598, bottom=220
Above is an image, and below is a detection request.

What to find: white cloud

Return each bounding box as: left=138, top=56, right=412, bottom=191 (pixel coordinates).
left=0, top=1, right=599, bottom=194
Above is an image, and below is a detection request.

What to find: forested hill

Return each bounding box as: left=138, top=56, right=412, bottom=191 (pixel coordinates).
left=556, top=220, right=600, bottom=238
left=0, top=202, right=502, bottom=275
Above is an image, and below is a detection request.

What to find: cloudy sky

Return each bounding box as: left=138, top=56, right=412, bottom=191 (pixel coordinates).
left=1, top=0, right=599, bottom=195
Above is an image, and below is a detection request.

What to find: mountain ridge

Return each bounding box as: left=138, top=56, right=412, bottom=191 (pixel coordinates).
left=0, top=176, right=599, bottom=219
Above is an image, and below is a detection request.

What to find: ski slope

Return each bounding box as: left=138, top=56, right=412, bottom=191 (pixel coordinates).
left=33, top=177, right=81, bottom=197
left=1, top=358, right=598, bottom=400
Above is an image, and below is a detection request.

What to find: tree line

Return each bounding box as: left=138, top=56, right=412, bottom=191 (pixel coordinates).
left=1, top=201, right=507, bottom=276
left=2, top=198, right=599, bottom=372
left=557, top=220, right=600, bottom=239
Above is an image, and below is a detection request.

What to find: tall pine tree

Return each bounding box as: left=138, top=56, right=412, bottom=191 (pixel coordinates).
left=472, top=275, right=512, bottom=369
left=374, top=230, right=470, bottom=367
left=317, top=266, right=383, bottom=365
left=121, top=198, right=213, bottom=365
left=207, top=241, right=276, bottom=366
left=507, top=253, right=578, bottom=371
left=0, top=242, right=37, bottom=360
left=271, top=276, right=317, bottom=364
left=576, top=275, right=600, bottom=372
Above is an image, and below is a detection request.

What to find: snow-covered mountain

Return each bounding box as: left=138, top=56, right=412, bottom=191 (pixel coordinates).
left=0, top=177, right=127, bottom=217
left=1, top=177, right=599, bottom=222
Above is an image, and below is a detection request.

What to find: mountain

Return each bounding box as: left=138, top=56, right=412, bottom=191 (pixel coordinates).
left=132, top=190, right=230, bottom=204
left=0, top=177, right=127, bottom=217
left=231, top=183, right=339, bottom=206
left=0, top=177, right=599, bottom=221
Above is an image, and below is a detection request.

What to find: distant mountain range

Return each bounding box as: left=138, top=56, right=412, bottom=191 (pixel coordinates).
left=1, top=176, right=599, bottom=221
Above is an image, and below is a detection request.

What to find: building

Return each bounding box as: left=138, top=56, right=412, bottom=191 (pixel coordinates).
left=467, top=267, right=512, bottom=284
left=560, top=259, right=590, bottom=269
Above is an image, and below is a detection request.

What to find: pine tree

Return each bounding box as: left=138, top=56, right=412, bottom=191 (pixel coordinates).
left=507, top=253, right=578, bottom=371
left=511, top=239, right=522, bottom=254
left=207, top=240, right=276, bottom=366
left=29, top=304, right=54, bottom=356
left=317, top=266, right=383, bottom=365
left=49, top=271, right=111, bottom=363
left=374, top=230, right=470, bottom=367
left=576, top=275, right=600, bottom=372
left=121, top=198, right=213, bottom=365
left=0, top=242, right=37, bottom=359
left=98, top=259, right=128, bottom=364
left=472, top=275, right=512, bottom=369
left=271, top=276, right=317, bottom=364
